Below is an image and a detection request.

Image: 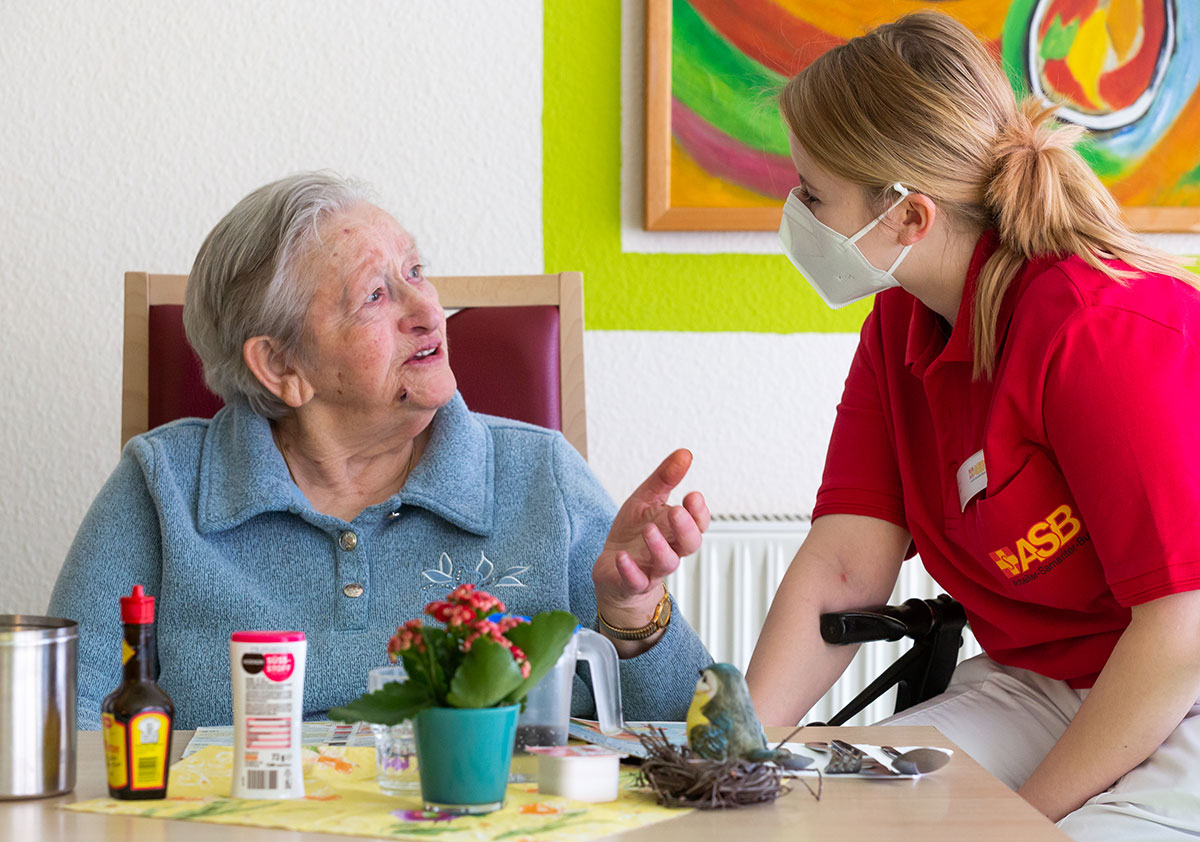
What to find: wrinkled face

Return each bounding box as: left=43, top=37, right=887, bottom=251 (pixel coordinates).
left=787, top=134, right=906, bottom=272
left=295, top=203, right=457, bottom=425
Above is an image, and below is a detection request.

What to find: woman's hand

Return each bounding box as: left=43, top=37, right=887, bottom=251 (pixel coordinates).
left=592, top=450, right=709, bottom=654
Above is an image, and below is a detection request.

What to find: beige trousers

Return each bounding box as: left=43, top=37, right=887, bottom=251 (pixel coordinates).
left=878, top=654, right=1200, bottom=841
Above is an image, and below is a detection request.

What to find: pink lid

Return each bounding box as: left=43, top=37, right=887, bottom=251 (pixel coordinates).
left=231, top=630, right=306, bottom=643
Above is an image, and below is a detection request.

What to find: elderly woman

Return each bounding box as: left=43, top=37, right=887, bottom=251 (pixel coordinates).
left=49, top=172, right=712, bottom=729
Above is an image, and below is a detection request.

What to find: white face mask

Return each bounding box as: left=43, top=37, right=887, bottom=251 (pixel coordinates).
left=778, top=182, right=912, bottom=309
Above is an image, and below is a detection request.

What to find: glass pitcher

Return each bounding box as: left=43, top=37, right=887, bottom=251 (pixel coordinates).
left=515, top=627, right=624, bottom=751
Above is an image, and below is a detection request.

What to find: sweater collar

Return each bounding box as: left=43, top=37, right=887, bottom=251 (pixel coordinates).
left=196, top=392, right=494, bottom=536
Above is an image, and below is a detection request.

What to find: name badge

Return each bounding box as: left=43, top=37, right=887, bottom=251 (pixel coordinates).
left=956, top=449, right=987, bottom=511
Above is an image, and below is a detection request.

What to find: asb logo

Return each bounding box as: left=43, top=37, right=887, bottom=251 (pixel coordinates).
left=990, top=504, right=1082, bottom=578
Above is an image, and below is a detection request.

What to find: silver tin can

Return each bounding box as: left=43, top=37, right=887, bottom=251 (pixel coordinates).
left=0, top=615, right=78, bottom=799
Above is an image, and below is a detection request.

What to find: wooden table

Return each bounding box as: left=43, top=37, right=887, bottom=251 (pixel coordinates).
left=0, top=725, right=1069, bottom=841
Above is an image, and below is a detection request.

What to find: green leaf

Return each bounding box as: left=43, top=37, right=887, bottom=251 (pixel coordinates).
left=328, top=680, right=433, bottom=726
left=501, top=610, right=578, bottom=705
left=1040, top=15, right=1079, bottom=62
left=445, top=637, right=525, bottom=708
left=398, top=628, right=453, bottom=705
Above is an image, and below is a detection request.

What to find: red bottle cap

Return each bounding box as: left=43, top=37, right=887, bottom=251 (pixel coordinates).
left=120, top=585, right=155, bottom=624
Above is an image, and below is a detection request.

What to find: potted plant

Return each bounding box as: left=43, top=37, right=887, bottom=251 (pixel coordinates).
left=331, top=584, right=576, bottom=814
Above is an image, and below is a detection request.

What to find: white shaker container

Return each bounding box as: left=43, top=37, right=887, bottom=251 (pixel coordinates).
left=230, top=631, right=306, bottom=799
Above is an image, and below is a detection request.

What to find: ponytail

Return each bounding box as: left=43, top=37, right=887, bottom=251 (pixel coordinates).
left=972, top=99, right=1195, bottom=379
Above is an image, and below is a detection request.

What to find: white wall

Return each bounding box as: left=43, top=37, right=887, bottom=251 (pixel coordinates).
left=585, top=332, right=859, bottom=517
left=0, top=2, right=543, bottom=614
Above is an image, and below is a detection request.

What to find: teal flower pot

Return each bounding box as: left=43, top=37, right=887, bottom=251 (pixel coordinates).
left=413, top=704, right=520, bottom=815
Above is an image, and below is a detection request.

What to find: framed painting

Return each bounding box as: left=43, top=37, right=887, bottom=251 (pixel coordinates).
left=645, top=0, right=1200, bottom=232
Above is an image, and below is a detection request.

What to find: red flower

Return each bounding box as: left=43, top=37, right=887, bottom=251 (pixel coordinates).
left=437, top=584, right=504, bottom=615
left=497, top=616, right=525, bottom=633
left=425, top=601, right=453, bottom=622
left=467, top=590, right=504, bottom=614
left=446, top=584, right=477, bottom=604
left=451, top=605, right=476, bottom=626
left=390, top=587, right=533, bottom=683
left=387, top=622, right=426, bottom=661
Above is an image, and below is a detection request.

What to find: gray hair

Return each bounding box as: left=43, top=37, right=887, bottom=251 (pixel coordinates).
left=183, top=171, right=373, bottom=418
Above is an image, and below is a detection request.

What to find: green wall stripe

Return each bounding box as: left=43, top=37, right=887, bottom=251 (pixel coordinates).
left=543, top=0, right=869, bottom=332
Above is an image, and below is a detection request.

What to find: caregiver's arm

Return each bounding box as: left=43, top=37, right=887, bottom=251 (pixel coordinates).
left=745, top=513, right=910, bottom=727
left=1017, top=588, right=1200, bottom=821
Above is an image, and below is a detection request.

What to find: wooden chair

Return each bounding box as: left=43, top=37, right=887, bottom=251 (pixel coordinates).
left=121, top=271, right=588, bottom=458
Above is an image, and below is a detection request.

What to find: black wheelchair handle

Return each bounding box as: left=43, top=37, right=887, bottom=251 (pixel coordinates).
left=820, top=597, right=938, bottom=645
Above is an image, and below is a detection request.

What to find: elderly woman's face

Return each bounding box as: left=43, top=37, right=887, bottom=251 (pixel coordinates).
left=296, top=203, right=456, bottom=423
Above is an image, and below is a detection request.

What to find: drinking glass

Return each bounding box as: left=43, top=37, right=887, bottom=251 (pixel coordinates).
left=368, top=665, right=419, bottom=794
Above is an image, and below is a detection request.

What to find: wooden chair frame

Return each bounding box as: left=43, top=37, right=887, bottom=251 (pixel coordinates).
left=121, top=271, right=588, bottom=457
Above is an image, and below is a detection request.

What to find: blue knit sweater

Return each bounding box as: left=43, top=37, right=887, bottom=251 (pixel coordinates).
left=49, top=394, right=711, bottom=729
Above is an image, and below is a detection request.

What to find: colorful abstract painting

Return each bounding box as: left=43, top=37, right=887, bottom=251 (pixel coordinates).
left=645, top=0, right=1200, bottom=231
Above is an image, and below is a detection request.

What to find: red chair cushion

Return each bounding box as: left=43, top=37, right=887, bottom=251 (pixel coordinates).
left=147, top=305, right=224, bottom=430
left=145, top=303, right=562, bottom=432
left=445, top=305, right=561, bottom=431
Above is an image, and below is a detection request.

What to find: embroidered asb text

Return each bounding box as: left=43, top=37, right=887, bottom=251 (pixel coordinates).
left=989, top=505, right=1083, bottom=579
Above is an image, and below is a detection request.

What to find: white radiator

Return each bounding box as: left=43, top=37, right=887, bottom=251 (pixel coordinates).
left=666, top=515, right=981, bottom=726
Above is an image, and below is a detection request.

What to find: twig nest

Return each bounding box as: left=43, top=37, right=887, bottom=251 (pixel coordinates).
left=634, top=729, right=789, bottom=809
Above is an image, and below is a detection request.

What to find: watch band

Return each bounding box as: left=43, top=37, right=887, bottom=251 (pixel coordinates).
left=597, top=583, right=672, bottom=640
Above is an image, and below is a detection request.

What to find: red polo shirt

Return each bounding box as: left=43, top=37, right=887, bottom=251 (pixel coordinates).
left=813, top=231, right=1200, bottom=687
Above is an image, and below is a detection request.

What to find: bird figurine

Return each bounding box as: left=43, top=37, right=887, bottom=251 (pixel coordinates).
left=686, top=663, right=810, bottom=769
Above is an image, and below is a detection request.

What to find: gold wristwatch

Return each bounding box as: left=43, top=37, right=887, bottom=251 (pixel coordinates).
left=598, top=583, right=672, bottom=640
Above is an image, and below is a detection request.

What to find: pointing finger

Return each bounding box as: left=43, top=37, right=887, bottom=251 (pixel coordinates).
left=630, top=449, right=694, bottom=503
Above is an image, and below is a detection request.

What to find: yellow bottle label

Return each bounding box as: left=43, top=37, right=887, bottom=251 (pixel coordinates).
left=101, top=713, right=128, bottom=789
left=129, top=711, right=171, bottom=790
left=121, top=640, right=135, bottom=665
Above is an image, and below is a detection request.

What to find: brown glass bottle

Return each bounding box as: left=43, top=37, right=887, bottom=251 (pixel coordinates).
left=101, top=585, right=175, bottom=800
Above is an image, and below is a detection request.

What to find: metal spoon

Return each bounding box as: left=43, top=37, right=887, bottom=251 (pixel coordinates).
left=829, top=739, right=904, bottom=776
left=880, top=745, right=951, bottom=775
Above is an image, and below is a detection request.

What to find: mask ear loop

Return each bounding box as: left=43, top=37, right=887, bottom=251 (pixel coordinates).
left=846, top=182, right=913, bottom=272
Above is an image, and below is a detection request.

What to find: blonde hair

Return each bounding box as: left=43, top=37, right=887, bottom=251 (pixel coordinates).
left=779, top=11, right=1194, bottom=379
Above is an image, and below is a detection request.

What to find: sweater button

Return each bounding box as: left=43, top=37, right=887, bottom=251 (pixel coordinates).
left=339, top=531, right=358, bottom=551
left=343, top=583, right=365, bottom=598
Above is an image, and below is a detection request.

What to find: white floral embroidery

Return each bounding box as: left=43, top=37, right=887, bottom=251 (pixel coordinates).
left=421, top=551, right=527, bottom=591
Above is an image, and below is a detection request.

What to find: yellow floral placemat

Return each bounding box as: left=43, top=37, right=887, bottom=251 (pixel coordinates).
left=65, top=745, right=691, bottom=840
